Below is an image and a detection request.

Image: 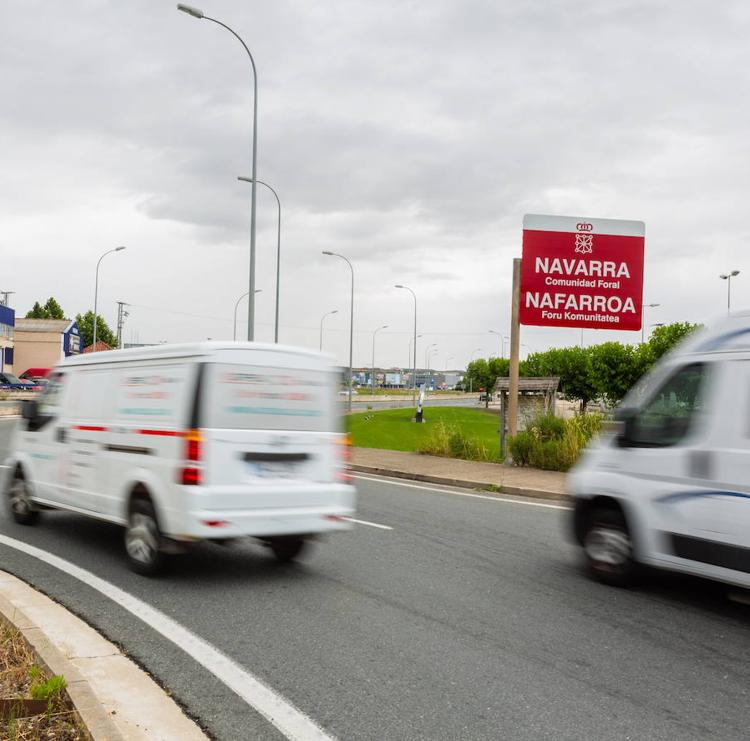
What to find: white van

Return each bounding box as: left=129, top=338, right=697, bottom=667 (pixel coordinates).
left=569, top=313, right=750, bottom=588
left=2, top=343, right=356, bottom=574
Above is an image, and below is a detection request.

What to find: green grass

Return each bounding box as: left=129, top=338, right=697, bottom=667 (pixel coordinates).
left=347, top=406, right=501, bottom=455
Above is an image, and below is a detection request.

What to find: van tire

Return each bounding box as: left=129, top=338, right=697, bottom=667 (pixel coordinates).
left=267, top=536, right=307, bottom=563
left=125, top=499, right=166, bottom=576
left=582, top=508, right=638, bottom=587
left=7, top=474, right=39, bottom=526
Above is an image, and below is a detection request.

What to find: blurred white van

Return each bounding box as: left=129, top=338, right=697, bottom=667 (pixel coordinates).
left=2, top=343, right=356, bottom=574
left=570, top=313, right=750, bottom=588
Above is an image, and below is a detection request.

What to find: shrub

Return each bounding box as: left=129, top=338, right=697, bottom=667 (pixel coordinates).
left=418, top=420, right=496, bottom=462
left=509, top=412, right=604, bottom=471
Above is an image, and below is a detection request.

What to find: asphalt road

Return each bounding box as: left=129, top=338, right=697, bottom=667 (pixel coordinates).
left=1, top=418, right=749, bottom=739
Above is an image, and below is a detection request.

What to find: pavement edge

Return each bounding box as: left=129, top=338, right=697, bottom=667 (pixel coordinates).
left=351, top=463, right=568, bottom=501
left=0, top=586, right=123, bottom=741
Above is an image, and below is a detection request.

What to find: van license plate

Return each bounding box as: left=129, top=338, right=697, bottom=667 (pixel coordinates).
left=247, top=462, right=296, bottom=478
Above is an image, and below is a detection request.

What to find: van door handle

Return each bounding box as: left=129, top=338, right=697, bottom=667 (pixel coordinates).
left=56, top=428, right=67, bottom=444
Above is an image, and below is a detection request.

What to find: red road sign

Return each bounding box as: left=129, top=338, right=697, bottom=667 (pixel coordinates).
left=520, top=214, right=645, bottom=331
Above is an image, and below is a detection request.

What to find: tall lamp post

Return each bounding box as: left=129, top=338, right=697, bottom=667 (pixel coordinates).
left=426, top=347, right=438, bottom=389
left=720, top=270, right=740, bottom=314
left=641, top=302, right=660, bottom=343
left=93, top=246, right=125, bottom=351
left=489, top=329, right=510, bottom=358
left=371, top=325, right=388, bottom=393
left=395, top=284, right=418, bottom=403
left=238, top=176, right=281, bottom=342
left=323, top=251, right=354, bottom=412
left=178, top=4, right=259, bottom=341
left=233, top=289, right=263, bottom=341
left=319, top=309, right=338, bottom=351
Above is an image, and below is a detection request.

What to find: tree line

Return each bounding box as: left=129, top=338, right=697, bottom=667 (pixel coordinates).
left=25, top=297, right=118, bottom=349
left=462, top=322, right=699, bottom=411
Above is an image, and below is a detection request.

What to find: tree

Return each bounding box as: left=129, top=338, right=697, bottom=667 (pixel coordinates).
left=25, top=297, right=66, bottom=320
left=75, top=311, right=117, bottom=349
left=589, top=342, right=648, bottom=407
left=646, top=322, right=701, bottom=363
left=464, top=357, right=509, bottom=405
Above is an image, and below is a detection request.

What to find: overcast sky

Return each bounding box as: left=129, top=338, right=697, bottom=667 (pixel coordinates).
left=3, top=0, right=749, bottom=369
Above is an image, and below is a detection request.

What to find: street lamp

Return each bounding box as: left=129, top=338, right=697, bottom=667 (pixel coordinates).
left=319, top=309, right=338, bottom=351
left=93, top=246, right=125, bottom=351
left=426, top=347, right=438, bottom=390
left=238, top=176, right=281, bottom=343
left=407, top=333, right=423, bottom=392
left=444, top=355, right=454, bottom=370
left=720, top=270, right=741, bottom=314
left=323, top=251, right=354, bottom=412
left=178, top=5, right=259, bottom=341
left=395, top=284, right=418, bottom=402
left=371, top=325, right=388, bottom=393
left=488, top=330, right=510, bottom=358
left=233, top=289, right=263, bottom=341
left=641, top=302, right=660, bottom=343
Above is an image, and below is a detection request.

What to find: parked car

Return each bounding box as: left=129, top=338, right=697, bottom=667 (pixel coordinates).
left=0, top=372, right=34, bottom=391
left=569, top=312, right=750, bottom=590
left=19, top=368, right=52, bottom=383
left=2, top=342, right=356, bottom=574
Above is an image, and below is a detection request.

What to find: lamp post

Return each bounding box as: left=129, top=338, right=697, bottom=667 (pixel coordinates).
left=233, top=289, right=263, bottom=341
left=319, top=309, right=338, bottom=351
left=720, top=270, right=741, bottom=314
left=238, top=176, right=281, bottom=342
left=426, top=347, right=438, bottom=390
left=641, top=302, right=660, bottom=343
left=407, top=333, right=422, bottom=393
left=178, top=4, right=259, bottom=341
left=323, top=251, right=354, bottom=412
left=93, top=246, right=125, bottom=351
left=444, top=355, right=454, bottom=370
left=395, top=284, right=418, bottom=404
left=489, top=329, right=509, bottom=358
left=371, top=325, right=388, bottom=393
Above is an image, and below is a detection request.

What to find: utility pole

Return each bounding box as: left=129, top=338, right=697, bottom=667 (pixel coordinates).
left=0, top=292, right=15, bottom=307
left=116, top=301, right=130, bottom=349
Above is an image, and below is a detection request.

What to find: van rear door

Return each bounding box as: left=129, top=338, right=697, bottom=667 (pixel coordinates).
left=199, top=358, right=338, bottom=499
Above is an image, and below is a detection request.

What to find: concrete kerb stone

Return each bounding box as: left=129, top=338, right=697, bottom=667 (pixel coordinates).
left=350, top=463, right=568, bottom=502
left=0, top=589, right=123, bottom=741
left=0, top=572, right=207, bottom=740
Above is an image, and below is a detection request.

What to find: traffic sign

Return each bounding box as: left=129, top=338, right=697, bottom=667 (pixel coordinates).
left=520, top=214, right=645, bottom=331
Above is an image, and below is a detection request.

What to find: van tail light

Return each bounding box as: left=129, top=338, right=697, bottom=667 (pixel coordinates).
left=335, top=434, right=353, bottom=484
left=180, top=429, right=204, bottom=485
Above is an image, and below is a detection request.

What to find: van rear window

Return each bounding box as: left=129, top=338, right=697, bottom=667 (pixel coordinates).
left=203, top=364, right=333, bottom=431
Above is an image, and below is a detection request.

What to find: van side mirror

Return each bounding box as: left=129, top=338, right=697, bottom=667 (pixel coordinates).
left=21, top=400, right=38, bottom=422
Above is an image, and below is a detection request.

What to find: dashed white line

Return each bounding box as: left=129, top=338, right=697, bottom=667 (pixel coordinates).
left=0, top=534, right=335, bottom=741
left=342, top=516, right=393, bottom=531
left=352, top=474, right=570, bottom=511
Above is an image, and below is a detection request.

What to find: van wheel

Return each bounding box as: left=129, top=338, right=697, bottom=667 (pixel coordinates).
left=582, top=508, right=637, bottom=587
left=267, top=536, right=307, bottom=563
left=7, top=475, right=39, bottom=526
left=125, top=499, right=165, bottom=575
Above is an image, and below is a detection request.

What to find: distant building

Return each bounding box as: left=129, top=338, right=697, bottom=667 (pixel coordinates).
left=83, top=340, right=114, bottom=353
left=0, top=304, right=15, bottom=372
left=13, top=318, right=81, bottom=376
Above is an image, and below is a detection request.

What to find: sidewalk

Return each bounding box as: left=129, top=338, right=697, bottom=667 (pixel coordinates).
left=351, top=447, right=566, bottom=500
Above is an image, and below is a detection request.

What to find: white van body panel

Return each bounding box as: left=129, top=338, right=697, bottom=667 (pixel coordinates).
left=569, top=313, right=750, bottom=589
left=6, top=342, right=356, bottom=543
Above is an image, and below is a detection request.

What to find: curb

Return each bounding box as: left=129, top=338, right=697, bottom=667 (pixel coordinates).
left=0, top=572, right=206, bottom=740
left=0, top=588, right=123, bottom=740
left=350, top=464, right=568, bottom=502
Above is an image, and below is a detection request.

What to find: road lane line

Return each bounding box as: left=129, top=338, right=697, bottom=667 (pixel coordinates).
left=342, top=517, right=393, bottom=531
left=0, top=534, right=335, bottom=741
left=353, top=474, right=570, bottom=511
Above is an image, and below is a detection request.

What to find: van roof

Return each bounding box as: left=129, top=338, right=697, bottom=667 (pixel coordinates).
left=58, top=341, right=329, bottom=367
left=671, top=311, right=750, bottom=357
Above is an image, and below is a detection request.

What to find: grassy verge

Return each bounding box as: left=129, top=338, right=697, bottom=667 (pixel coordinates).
left=0, top=620, right=87, bottom=739
left=347, top=406, right=501, bottom=460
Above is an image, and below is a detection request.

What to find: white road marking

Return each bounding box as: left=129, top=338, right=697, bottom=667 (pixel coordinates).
left=342, top=516, right=393, bottom=531
left=0, top=534, right=334, bottom=741
left=353, top=474, right=570, bottom=511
